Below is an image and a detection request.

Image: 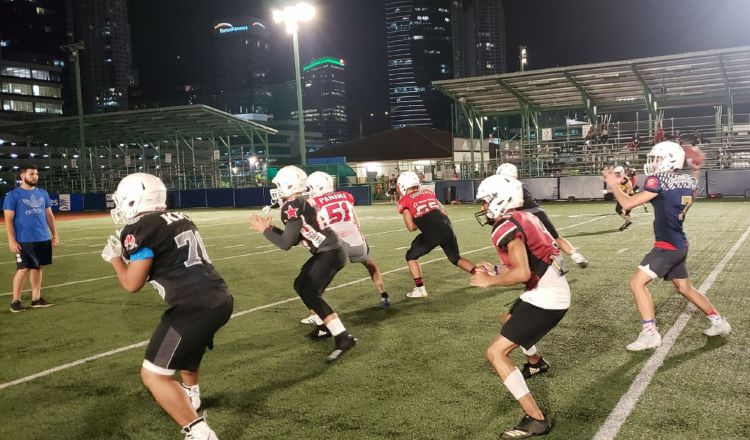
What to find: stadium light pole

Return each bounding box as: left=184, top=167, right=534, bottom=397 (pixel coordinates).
left=273, top=3, right=315, bottom=167
left=61, top=42, right=87, bottom=192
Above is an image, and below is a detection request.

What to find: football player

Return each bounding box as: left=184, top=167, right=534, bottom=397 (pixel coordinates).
left=613, top=166, right=634, bottom=231
left=471, top=174, right=569, bottom=439
left=304, top=171, right=389, bottom=318
left=101, top=173, right=233, bottom=440
left=249, top=166, right=356, bottom=361
left=624, top=162, right=648, bottom=213
left=603, top=141, right=731, bottom=351
left=396, top=171, right=475, bottom=298
left=496, top=163, right=588, bottom=268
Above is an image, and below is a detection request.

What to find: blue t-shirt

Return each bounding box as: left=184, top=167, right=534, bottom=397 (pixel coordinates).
left=2, top=187, right=52, bottom=243
left=643, top=172, right=696, bottom=250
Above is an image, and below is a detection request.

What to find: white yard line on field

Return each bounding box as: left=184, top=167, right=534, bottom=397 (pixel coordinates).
left=592, top=222, right=750, bottom=440
left=616, top=248, right=629, bottom=254
left=0, top=215, right=605, bottom=390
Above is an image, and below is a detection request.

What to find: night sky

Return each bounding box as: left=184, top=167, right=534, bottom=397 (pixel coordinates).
left=129, top=0, right=750, bottom=122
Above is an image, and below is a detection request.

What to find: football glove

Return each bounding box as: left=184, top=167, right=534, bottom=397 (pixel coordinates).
left=101, top=235, right=123, bottom=263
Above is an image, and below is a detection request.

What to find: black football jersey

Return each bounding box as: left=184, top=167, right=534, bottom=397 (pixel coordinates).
left=280, top=197, right=339, bottom=253
left=120, top=211, right=230, bottom=308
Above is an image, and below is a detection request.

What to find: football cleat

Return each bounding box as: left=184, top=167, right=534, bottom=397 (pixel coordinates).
left=300, top=314, right=318, bottom=325
left=521, top=358, right=549, bottom=379
left=327, top=334, right=357, bottom=362
left=380, top=296, right=391, bottom=309
left=501, top=413, right=552, bottom=439
left=31, top=297, right=54, bottom=308
left=406, top=286, right=428, bottom=298
left=569, top=252, right=588, bottom=269
left=181, top=418, right=218, bottom=440
left=306, top=325, right=331, bottom=340
left=181, top=383, right=201, bottom=411
left=618, top=221, right=633, bottom=231
left=703, top=318, right=731, bottom=337
left=10, top=300, right=26, bottom=313
left=626, top=330, right=661, bottom=351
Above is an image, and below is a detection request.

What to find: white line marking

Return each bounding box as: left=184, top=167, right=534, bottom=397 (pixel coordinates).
left=0, top=215, right=605, bottom=389
left=395, top=246, right=409, bottom=250
left=256, top=244, right=275, bottom=249
left=224, top=244, right=244, bottom=249
left=593, top=222, right=750, bottom=440
left=616, top=248, right=629, bottom=254
left=0, top=276, right=117, bottom=297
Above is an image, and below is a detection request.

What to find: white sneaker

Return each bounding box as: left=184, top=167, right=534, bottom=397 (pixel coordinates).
left=703, top=318, right=731, bottom=336
left=626, top=330, right=662, bottom=351
left=406, top=286, right=428, bottom=298
left=300, top=314, right=318, bottom=325
left=181, top=383, right=201, bottom=411
left=570, top=252, right=588, bottom=268
left=182, top=419, right=217, bottom=440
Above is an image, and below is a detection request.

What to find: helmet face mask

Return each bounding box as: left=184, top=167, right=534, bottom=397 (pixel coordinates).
left=111, top=173, right=167, bottom=224
left=474, top=175, right=524, bottom=226
left=271, top=165, right=308, bottom=203
left=644, top=141, right=684, bottom=175
left=397, top=171, right=420, bottom=195
left=306, top=171, right=335, bottom=197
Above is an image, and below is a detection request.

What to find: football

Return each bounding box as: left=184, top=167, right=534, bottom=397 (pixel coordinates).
left=683, top=145, right=705, bottom=167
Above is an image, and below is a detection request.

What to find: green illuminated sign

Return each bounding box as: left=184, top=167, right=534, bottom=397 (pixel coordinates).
left=303, top=57, right=345, bottom=71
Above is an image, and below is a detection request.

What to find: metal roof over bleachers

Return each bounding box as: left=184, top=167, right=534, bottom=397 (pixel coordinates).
left=434, top=46, right=750, bottom=116
left=0, top=104, right=277, bottom=146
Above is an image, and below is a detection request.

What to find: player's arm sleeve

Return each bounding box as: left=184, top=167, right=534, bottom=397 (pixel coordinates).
left=263, top=219, right=302, bottom=250
left=129, top=247, right=154, bottom=261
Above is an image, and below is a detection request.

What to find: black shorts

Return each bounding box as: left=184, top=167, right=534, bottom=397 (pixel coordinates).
left=531, top=210, right=559, bottom=239
left=615, top=202, right=631, bottom=216
left=639, top=247, right=688, bottom=280
left=144, top=295, right=234, bottom=374
left=17, top=240, right=52, bottom=269
left=405, top=229, right=461, bottom=265
left=500, top=299, right=567, bottom=349
left=295, top=248, right=347, bottom=296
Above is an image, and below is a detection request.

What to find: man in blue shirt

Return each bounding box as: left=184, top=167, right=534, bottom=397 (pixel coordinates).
left=603, top=142, right=731, bottom=351
left=3, top=164, right=59, bottom=312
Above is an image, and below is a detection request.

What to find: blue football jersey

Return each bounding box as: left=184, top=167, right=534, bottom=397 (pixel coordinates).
left=642, top=172, right=696, bottom=250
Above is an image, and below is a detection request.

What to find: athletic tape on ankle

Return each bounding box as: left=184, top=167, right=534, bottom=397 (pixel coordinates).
left=503, top=368, right=530, bottom=400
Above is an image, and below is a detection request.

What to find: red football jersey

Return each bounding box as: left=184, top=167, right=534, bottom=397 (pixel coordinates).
left=397, top=189, right=448, bottom=232
left=490, top=210, right=559, bottom=291
left=310, top=190, right=364, bottom=246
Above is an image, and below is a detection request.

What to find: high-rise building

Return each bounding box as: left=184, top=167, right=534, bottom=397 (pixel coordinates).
left=0, top=59, right=64, bottom=121
left=386, top=0, right=454, bottom=129
left=65, top=0, right=134, bottom=113
left=0, top=0, right=68, bottom=66
left=301, top=56, right=349, bottom=146
left=209, top=18, right=272, bottom=120
left=452, top=0, right=506, bottom=78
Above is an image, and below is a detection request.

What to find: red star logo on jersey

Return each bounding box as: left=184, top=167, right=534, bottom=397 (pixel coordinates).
left=284, top=205, right=298, bottom=219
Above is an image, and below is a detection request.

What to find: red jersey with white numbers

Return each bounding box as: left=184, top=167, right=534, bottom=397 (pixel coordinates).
left=491, top=210, right=569, bottom=309
left=397, top=188, right=450, bottom=232
left=491, top=210, right=558, bottom=285
left=310, top=190, right=364, bottom=247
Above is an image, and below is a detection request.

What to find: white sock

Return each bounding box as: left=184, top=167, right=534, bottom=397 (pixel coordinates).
left=503, top=368, right=530, bottom=400
left=707, top=314, right=722, bottom=324
left=326, top=318, right=346, bottom=336
left=521, top=345, right=538, bottom=357
left=312, top=314, right=324, bottom=326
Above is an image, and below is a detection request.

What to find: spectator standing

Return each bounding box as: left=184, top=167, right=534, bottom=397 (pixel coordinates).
left=3, top=164, right=59, bottom=312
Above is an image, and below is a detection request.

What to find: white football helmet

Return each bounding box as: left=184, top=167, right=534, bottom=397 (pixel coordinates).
left=111, top=173, right=167, bottom=224
left=614, top=165, right=625, bottom=176
left=306, top=171, right=335, bottom=197
left=270, top=165, right=307, bottom=203
left=644, top=141, right=684, bottom=175
left=495, top=163, right=518, bottom=178
left=397, top=171, right=420, bottom=195
left=474, top=174, right=523, bottom=225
